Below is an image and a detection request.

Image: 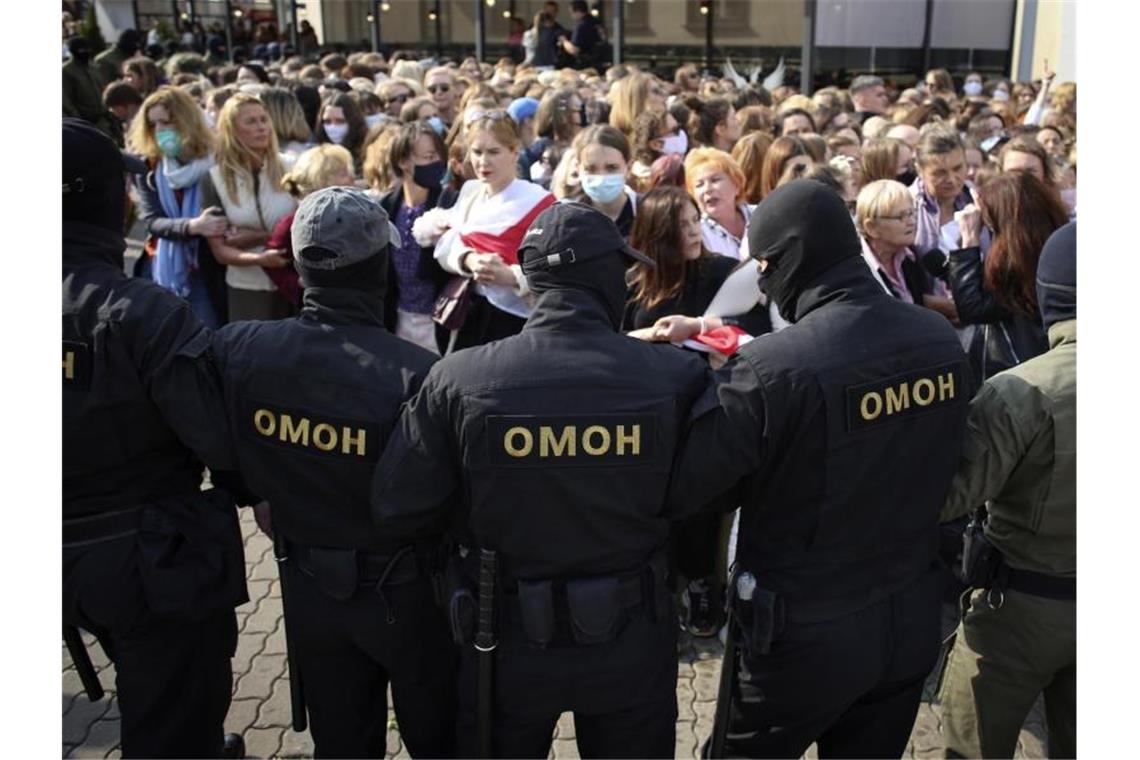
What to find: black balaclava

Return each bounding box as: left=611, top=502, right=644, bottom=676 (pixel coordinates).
left=63, top=118, right=139, bottom=233
left=296, top=246, right=390, bottom=297
left=118, top=29, right=142, bottom=56
left=526, top=251, right=631, bottom=330
left=747, top=178, right=863, bottom=324
left=67, top=36, right=91, bottom=64
left=1036, top=221, right=1076, bottom=328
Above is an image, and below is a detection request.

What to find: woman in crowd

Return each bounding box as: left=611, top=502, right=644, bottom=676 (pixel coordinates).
left=313, top=91, right=369, bottom=174
left=947, top=171, right=1069, bottom=379
left=123, top=55, right=162, bottom=96
left=530, top=88, right=584, bottom=170
left=401, top=96, right=442, bottom=126
left=570, top=125, right=636, bottom=238
left=855, top=179, right=938, bottom=306
left=608, top=71, right=667, bottom=137
left=628, top=110, right=686, bottom=193
left=127, top=85, right=228, bottom=327
left=731, top=132, right=773, bottom=204
left=759, top=135, right=814, bottom=200
left=424, top=111, right=555, bottom=351
left=377, top=121, right=455, bottom=353
left=688, top=97, right=741, bottom=153
left=362, top=122, right=404, bottom=197
left=199, top=92, right=298, bottom=321
left=999, top=134, right=1056, bottom=187
left=861, top=137, right=904, bottom=184
left=684, top=147, right=753, bottom=260
left=377, top=79, right=414, bottom=118
left=260, top=87, right=313, bottom=156
left=911, top=124, right=978, bottom=254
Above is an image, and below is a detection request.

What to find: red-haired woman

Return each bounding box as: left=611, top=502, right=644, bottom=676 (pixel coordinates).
left=947, top=170, right=1069, bottom=379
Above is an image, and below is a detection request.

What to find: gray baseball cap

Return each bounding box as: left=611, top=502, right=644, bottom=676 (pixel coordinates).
left=291, top=186, right=402, bottom=270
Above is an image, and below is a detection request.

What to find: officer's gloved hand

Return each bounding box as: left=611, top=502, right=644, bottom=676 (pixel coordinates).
left=253, top=501, right=274, bottom=540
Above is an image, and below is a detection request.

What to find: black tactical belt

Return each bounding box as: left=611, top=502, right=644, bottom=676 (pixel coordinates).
left=62, top=505, right=143, bottom=548
left=1004, top=567, right=1076, bottom=600
left=288, top=542, right=423, bottom=587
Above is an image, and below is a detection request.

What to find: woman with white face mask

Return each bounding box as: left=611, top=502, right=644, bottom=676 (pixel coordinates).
left=571, top=125, right=637, bottom=239
left=629, top=110, right=687, bottom=194
left=314, top=92, right=368, bottom=176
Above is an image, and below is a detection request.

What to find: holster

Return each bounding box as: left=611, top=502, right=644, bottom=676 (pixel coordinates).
left=734, top=588, right=785, bottom=656
left=961, top=509, right=1003, bottom=590
left=518, top=580, right=555, bottom=647
left=566, top=577, right=622, bottom=645
left=445, top=554, right=477, bottom=646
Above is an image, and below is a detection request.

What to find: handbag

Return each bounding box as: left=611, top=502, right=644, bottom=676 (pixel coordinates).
left=433, top=275, right=472, bottom=330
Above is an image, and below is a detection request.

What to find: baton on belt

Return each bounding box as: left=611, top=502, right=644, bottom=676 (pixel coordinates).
left=475, top=548, right=499, bottom=759
left=272, top=533, right=308, bottom=732
left=63, top=625, right=105, bottom=702
left=709, top=571, right=754, bottom=758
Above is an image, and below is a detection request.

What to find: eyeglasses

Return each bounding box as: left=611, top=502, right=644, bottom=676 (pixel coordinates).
left=427, top=83, right=451, bottom=94
left=386, top=93, right=409, bottom=106
left=877, top=209, right=916, bottom=222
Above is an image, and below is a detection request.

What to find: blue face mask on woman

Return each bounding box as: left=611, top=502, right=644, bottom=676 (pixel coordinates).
left=155, top=128, right=182, bottom=158
left=580, top=173, right=626, bottom=205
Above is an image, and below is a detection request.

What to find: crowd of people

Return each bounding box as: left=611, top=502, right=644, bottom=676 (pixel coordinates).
left=64, top=2, right=1076, bottom=757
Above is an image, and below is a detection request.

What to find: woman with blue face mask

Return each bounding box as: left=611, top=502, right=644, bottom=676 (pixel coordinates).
left=126, top=85, right=229, bottom=327
left=570, top=124, right=636, bottom=239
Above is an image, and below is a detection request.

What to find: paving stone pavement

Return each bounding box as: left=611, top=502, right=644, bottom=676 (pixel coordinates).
left=64, top=507, right=1049, bottom=758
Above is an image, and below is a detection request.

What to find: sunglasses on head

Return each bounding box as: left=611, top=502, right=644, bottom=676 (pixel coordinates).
left=465, top=109, right=510, bottom=126
left=428, top=83, right=451, bottom=94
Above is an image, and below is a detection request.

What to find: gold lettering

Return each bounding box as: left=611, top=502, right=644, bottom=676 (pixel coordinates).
left=342, top=426, right=367, bottom=456
left=913, top=378, right=936, bottom=406
left=615, top=425, right=640, bottom=455
left=504, top=427, right=533, bottom=457
left=63, top=351, right=75, bottom=380
left=938, top=372, right=955, bottom=400
left=582, top=425, right=611, bottom=456
left=885, top=383, right=910, bottom=416
left=540, top=426, right=576, bottom=457
left=254, top=409, right=276, bottom=436
left=280, top=414, right=310, bottom=446
left=312, top=422, right=337, bottom=451
left=860, top=391, right=883, bottom=421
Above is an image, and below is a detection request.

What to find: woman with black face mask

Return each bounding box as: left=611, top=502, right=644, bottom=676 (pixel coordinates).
left=376, top=121, right=457, bottom=353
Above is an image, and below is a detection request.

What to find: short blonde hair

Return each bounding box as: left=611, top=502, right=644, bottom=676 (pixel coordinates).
left=281, top=144, right=354, bottom=199
left=855, top=179, right=912, bottom=240
left=683, top=147, right=746, bottom=204
left=127, top=85, right=214, bottom=161
left=390, top=60, right=424, bottom=84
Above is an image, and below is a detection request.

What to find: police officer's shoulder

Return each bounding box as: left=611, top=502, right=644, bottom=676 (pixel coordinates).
left=622, top=337, right=710, bottom=388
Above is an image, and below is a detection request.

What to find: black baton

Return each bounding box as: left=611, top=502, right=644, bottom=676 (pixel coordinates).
left=475, top=548, right=498, bottom=759
left=63, top=625, right=104, bottom=702
left=272, top=533, right=308, bottom=732
left=709, top=571, right=750, bottom=758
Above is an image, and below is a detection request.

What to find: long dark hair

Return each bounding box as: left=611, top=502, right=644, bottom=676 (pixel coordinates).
left=628, top=186, right=707, bottom=310
left=314, top=92, right=368, bottom=165
left=979, top=172, right=1070, bottom=317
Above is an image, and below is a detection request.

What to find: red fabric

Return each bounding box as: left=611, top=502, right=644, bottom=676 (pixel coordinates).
left=264, top=212, right=303, bottom=308
left=459, top=193, right=556, bottom=266
left=692, top=325, right=750, bottom=356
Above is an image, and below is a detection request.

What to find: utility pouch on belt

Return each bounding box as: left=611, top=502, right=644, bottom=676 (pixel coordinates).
left=567, top=577, right=621, bottom=645
left=743, top=588, right=784, bottom=655
left=446, top=556, right=477, bottom=646
left=517, top=580, right=555, bottom=648
left=961, top=509, right=1002, bottom=589
left=307, top=548, right=358, bottom=602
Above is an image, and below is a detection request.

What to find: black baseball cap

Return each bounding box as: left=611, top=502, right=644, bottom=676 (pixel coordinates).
left=519, top=201, right=653, bottom=275
left=291, top=186, right=401, bottom=270
left=63, top=118, right=147, bottom=196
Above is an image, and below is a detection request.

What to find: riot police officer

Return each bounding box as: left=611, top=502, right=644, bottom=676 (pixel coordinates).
left=210, top=186, right=457, bottom=758
left=667, top=180, right=973, bottom=757
left=372, top=202, right=711, bottom=758
left=62, top=118, right=248, bottom=758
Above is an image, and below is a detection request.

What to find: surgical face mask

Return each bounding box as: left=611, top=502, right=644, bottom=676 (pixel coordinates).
left=530, top=160, right=551, bottom=184
left=204, top=109, right=217, bottom=130
left=155, top=128, right=182, bottom=158
left=661, top=131, right=688, bottom=156
left=323, top=122, right=349, bottom=144
left=427, top=116, right=446, bottom=137
left=580, top=173, right=626, bottom=205
left=963, top=81, right=983, bottom=97
left=992, top=88, right=1010, bottom=102
left=412, top=160, right=447, bottom=190
left=364, top=113, right=385, bottom=130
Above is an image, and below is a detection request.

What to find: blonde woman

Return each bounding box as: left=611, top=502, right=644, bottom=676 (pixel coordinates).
left=198, top=92, right=298, bottom=321
left=127, top=85, right=226, bottom=326
left=608, top=70, right=667, bottom=137
left=259, top=87, right=313, bottom=156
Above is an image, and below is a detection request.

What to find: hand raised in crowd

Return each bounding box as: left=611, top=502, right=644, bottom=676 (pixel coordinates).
left=463, top=252, right=517, bottom=287
left=257, top=248, right=291, bottom=268
left=187, top=206, right=228, bottom=237
left=955, top=204, right=984, bottom=248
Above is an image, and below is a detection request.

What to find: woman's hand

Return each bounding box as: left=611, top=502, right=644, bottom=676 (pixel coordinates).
left=955, top=204, right=983, bottom=248
left=187, top=206, right=228, bottom=237
left=465, top=252, right=516, bottom=287
left=257, top=248, right=291, bottom=268
left=923, top=294, right=961, bottom=328
left=651, top=315, right=703, bottom=343
left=225, top=226, right=271, bottom=249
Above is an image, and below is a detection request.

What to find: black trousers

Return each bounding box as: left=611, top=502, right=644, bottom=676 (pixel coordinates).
left=280, top=561, right=458, bottom=759
left=456, top=603, right=678, bottom=759
left=63, top=536, right=237, bottom=759
left=720, top=568, right=942, bottom=759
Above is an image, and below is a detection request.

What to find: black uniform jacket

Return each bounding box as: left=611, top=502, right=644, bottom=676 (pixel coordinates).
left=372, top=288, right=711, bottom=580
left=211, top=287, right=437, bottom=552
left=63, top=220, right=238, bottom=519
left=667, top=257, right=973, bottom=621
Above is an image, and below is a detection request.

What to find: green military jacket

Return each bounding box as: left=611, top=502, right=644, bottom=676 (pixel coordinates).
left=942, top=319, right=1075, bottom=577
